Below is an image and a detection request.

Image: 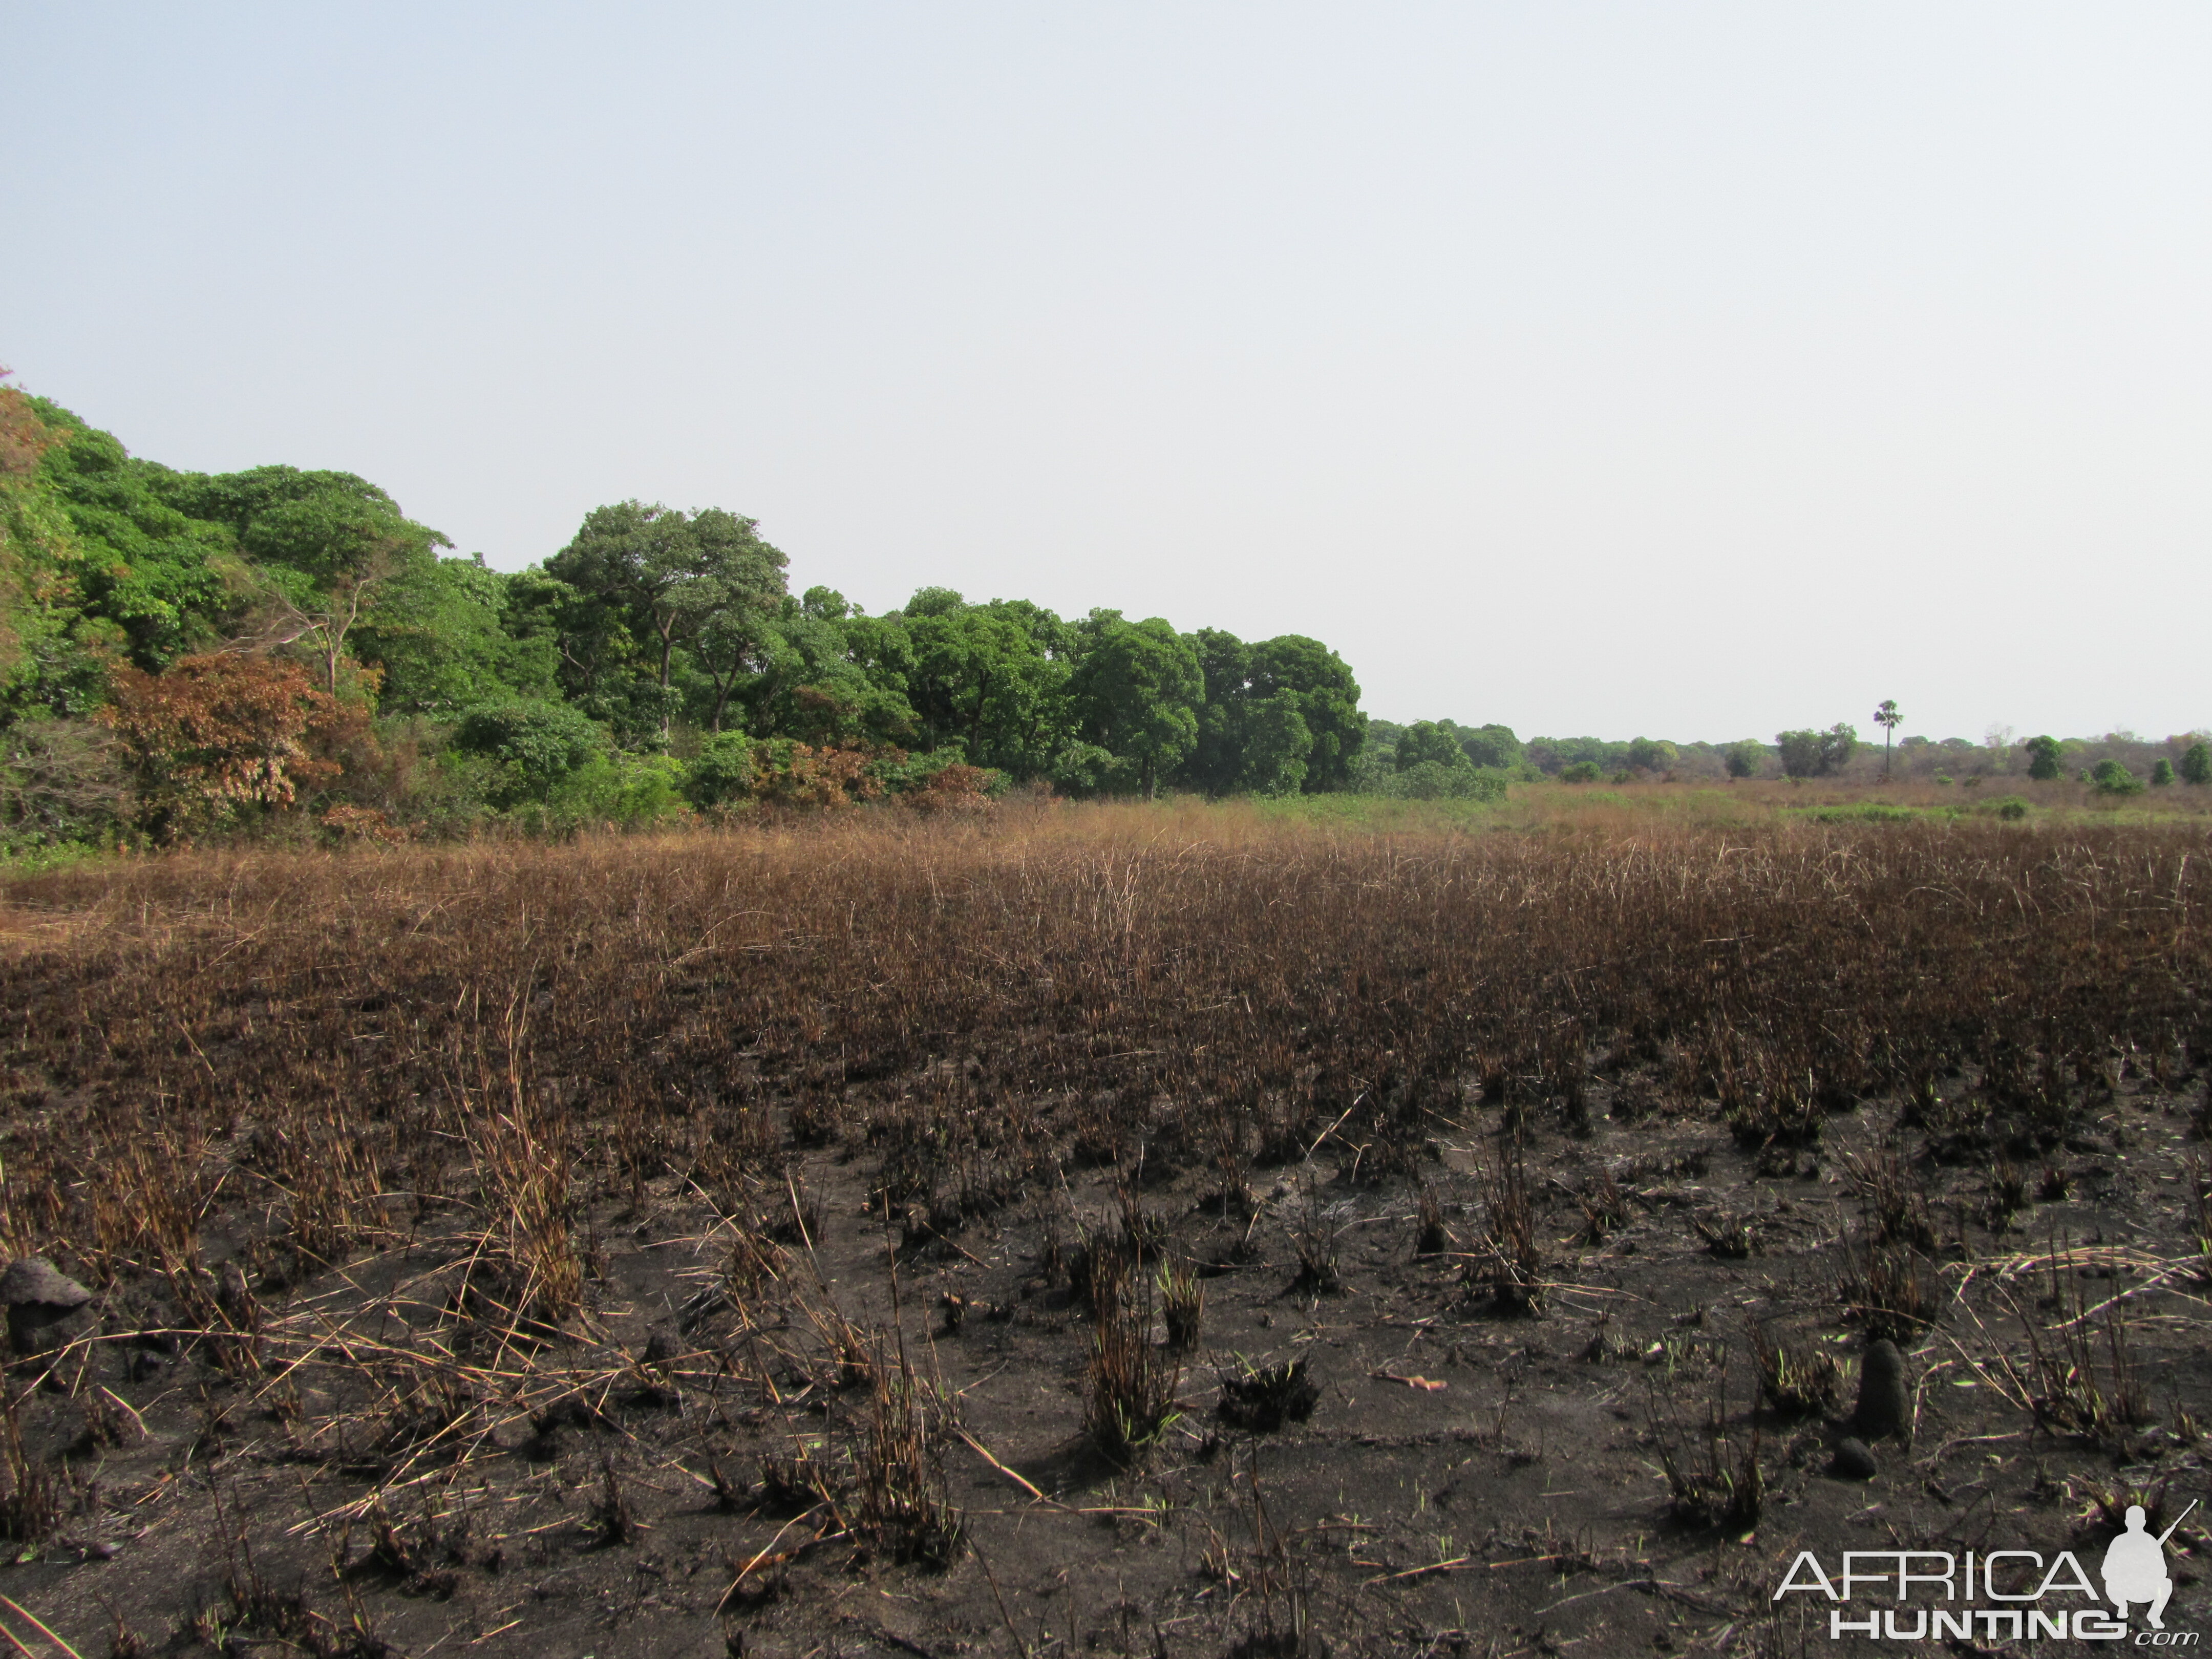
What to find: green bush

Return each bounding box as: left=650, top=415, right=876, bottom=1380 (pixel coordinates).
left=2184, top=742, right=2212, bottom=786
left=606, top=754, right=689, bottom=823
left=684, top=732, right=758, bottom=808
left=1722, top=740, right=1764, bottom=780
left=453, top=699, right=606, bottom=806
left=2090, top=758, right=2143, bottom=797
left=1993, top=796, right=2029, bottom=821
left=2151, top=757, right=2176, bottom=787
left=500, top=752, right=690, bottom=831
left=1558, top=760, right=1603, bottom=784
left=1789, top=803, right=1925, bottom=824
left=1391, top=760, right=1507, bottom=801
left=2024, top=735, right=2062, bottom=781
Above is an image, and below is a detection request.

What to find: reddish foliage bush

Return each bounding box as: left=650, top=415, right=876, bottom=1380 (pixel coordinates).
left=102, top=653, right=349, bottom=825
left=901, top=763, right=997, bottom=816
left=0, top=371, right=62, bottom=481
left=753, top=741, right=881, bottom=809
left=318, top=804, right=408, bottom=843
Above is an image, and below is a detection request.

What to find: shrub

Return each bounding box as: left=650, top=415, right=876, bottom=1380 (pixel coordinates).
left=1047, top=741, right=1118, bottom=797
left=900, top=762, right=999, bottom=815
left=1558, top=760, right=1603, bottom=784
left=606, top=754, right=689, bottom=823
left=1, top=716, right=130, bottom=848
left=2184, top=742, right=2212, bottom=786
left=2090, top=758, right=2143, bottom=797
left=1993, top=796, right=2029, bottom=821
left=1393, top=721, right=1465, bottom=772
left=683, top=732, right=757, bottom=809
left=453, top=699, right=605, bottom=806
left=1393, top=759, right=1506, bottom=801
left=103, top=653, right=346, bottom=834
left=753, top=739, right=877, bottom=809
left=1722, top=740, right=1764, bottom=780
left=2151, top=757, right=2176, bottom=787
left=2025, top=735, right=2063, bottom=781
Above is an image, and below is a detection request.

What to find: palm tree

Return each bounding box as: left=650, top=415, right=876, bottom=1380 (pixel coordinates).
left=1874, top=699, right=1902, bottom=778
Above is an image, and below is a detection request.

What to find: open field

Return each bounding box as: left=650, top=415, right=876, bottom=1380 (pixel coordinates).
left=2, top=796, right=2210, bottom=1658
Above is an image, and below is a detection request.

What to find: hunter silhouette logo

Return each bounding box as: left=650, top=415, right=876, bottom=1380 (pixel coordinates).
left=1772, top=1497, right=2201, bottom=1642
left=2107, top=1500, right=2196, bottom=1631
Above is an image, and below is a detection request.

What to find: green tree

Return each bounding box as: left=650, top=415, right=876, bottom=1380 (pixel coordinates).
left=1623, top=736, right=1677, bottom=775
left=729, top=595, right=917, bottom=748
left=1182, top=627, right=1253, bottom=795
left=1178, top=630, right=1363, bottom=795
left=2182, top=741, right=2212, bottom=785
left=1722, top=740, right=1764, bottom=779
left=165, top=463, right=456, bottom=694
left=546, top=501, right=789, bottom=727
left=22, top=402, right=239, bottom=671
left=1874, top=698, right=1902, bottom=776
left=353, top=555, right=557, bottom=715
left=1237, top=692, right=1313, bottom=796
left=1457, top=722, right=1520, bottom=770
left=1244, top=634, right=1365, bottom=792
left=1068, top=614, right=1202, bottom=797
left=2090, top=757, right=2143, bottom=796
left=899, top=594, right=1070, bottom=772
left=1776, top=724, right=1857, bottom=778
left=2024, top=735, right=2063, bottom=781
left=2150, top=757, right=2176, bottom=787
left=1395, top=720, right=1469, bottom=772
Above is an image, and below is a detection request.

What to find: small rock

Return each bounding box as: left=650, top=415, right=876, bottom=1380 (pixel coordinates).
left=2, top=1256, right=96, bottom=1357
left=1851, top=1339, right=1910, bottom=1441
left=1, top=1257, right=91, bottom=1310
left=216, top=1261, right=253, bottom=1317
left=1831, top=1437, right=1879, bottom=1480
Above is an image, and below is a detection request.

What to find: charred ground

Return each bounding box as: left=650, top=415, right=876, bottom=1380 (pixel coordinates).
left=0, top=801, right=2208, bottom=1658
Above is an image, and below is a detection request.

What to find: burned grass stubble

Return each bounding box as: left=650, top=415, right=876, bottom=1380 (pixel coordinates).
left=0, top=808, right=2208, bottom=1654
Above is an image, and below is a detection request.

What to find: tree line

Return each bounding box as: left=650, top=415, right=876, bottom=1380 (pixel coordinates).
left=0, top=387, right=1365, bottom=842
left=6, top=381, right=2204, bottom=847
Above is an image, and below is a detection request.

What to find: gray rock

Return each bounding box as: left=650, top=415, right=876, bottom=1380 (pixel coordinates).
left=2, top=1256, right=95, bottom=1357
left=1851, top=1339, right=1910, bottom=1440
left=1831, top=1437, right=1879, bottom=1480
left=1, top=1257, right=91, bottom=1310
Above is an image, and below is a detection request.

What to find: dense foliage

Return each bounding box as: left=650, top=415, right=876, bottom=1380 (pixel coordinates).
left=0, top=387, right=1373, bottom=844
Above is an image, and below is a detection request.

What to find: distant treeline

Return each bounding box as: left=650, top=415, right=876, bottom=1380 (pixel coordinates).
left=0, top=387, right=1367, bottom=843
left=1359, top=718, right=2212, bottom=795
left=3, top=381, right=2202, bottom=848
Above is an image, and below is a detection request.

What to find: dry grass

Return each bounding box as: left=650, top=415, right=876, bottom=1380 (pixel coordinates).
left=2, top=800, right=2210, bottom=1642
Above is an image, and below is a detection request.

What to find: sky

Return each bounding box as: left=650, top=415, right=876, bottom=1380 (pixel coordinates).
left=5, top=4, right=2209, bottom=741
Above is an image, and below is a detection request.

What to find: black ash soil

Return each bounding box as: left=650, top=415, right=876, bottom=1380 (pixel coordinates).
left=0, top=821, right=2207, bottom=1657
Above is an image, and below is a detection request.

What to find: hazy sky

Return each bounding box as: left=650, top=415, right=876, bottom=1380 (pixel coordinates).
left=6, top=5, right=2208, bottom=740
